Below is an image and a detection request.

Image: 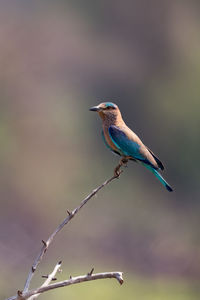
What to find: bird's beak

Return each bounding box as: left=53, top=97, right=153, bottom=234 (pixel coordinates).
left=89, top=105, right=101, bottom=112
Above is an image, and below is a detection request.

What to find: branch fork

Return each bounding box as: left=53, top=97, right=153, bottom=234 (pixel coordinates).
left=6, top=163, right=124, bottom=300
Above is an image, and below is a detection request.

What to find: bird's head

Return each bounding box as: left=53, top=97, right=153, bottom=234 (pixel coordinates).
left=90, top=102, right=120, bottom=121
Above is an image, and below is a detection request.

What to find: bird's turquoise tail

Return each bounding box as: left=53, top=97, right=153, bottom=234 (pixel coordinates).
left=143, top=164, right=173, bottom=192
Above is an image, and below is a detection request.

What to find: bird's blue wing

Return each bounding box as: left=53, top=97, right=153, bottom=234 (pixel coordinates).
left=108, top=126, right=172, bottom=191
left=108, top=125, right=146, bottom=161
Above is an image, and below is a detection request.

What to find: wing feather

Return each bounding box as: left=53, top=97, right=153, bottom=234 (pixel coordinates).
left=108, top=125, right=160, bottom=169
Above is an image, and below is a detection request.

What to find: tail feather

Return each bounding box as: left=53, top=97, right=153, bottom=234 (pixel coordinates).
left=143, top=164, right=173, bottom=192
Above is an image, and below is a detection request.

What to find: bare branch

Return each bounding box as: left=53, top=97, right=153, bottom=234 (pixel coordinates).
left=27, top=261, right=62, bottom=300
left=22, top=172, right=122, bottom=293
left=8, top=271, right=123, bottom=300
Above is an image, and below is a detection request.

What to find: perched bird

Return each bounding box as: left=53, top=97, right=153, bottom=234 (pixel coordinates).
left=90, top=102, right=173, bottom=192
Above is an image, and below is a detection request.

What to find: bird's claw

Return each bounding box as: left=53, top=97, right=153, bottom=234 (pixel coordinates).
left=114, top=158, right=128, bottom=177
left=114, top=165, right=120, bottom=177
left=121, top=158, right=128, bottom=167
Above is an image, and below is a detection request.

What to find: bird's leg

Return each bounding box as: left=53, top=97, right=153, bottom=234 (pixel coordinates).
left=121, top=157, right=128, bottom=167
left=114, top=157, right=129, bottom=177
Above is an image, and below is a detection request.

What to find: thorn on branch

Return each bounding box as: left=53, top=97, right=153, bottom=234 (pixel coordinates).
left=58, top=260, right=62, bottom=265
left=67, top=210, right=71, bottom=216
left=87, top=267, right=94, bottom=276
left=32, top=266, right=36, bottom=273
left=69, top=275, right=72, bottom=279
left=52, top=277, right=57, bottom=281
left=42, top=240, right=47, bottom=247
left=41, top=276, right=57, bottom=281
left=17, top=290, right=23, bottom=297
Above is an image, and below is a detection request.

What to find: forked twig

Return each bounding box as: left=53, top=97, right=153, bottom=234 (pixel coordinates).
left=8, top=271, right=123, bottom=300
left=27, top=261, right=62, bottom=300
left=6, top=162, right=124, bottom=300
left=22, top=169, right=123, bottom=292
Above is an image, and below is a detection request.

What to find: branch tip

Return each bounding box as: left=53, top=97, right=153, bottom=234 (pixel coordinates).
left=116, top=272, right=124, bottom=285
left=58, top=260, right=62, bottom=265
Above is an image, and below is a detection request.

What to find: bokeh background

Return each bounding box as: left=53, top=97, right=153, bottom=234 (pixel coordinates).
left=1, top=1, right=200, bottom=299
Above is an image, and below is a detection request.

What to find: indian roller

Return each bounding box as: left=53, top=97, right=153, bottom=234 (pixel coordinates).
left=90, top=102, right=173, bottom=192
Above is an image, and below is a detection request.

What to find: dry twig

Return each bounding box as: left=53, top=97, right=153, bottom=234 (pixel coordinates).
left=7, top=271, right=123, bottom=300
left=6, top=166, right=124, bottom=300
left=23, top=172, right=122, bottom=292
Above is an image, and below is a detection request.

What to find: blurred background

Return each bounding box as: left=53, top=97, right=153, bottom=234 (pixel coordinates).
left=1, top=0, right=200, bottom=299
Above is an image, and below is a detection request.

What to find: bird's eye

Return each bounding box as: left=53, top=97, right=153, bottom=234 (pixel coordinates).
left=106, top=106, right=115, bottom=110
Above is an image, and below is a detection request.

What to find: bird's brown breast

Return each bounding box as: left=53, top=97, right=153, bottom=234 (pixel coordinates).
left=103, top=124, right=120, bottom=153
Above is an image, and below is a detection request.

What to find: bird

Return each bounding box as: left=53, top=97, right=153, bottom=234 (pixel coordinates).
left=90, top=102, right=173, bottom=192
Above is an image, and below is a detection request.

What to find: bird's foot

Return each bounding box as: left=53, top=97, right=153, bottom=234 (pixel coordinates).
left=114, top=165, right=123, bottom=178
left=114, top=158, right=128, bottom=178
left=121, top=158, right=128, bottom=168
